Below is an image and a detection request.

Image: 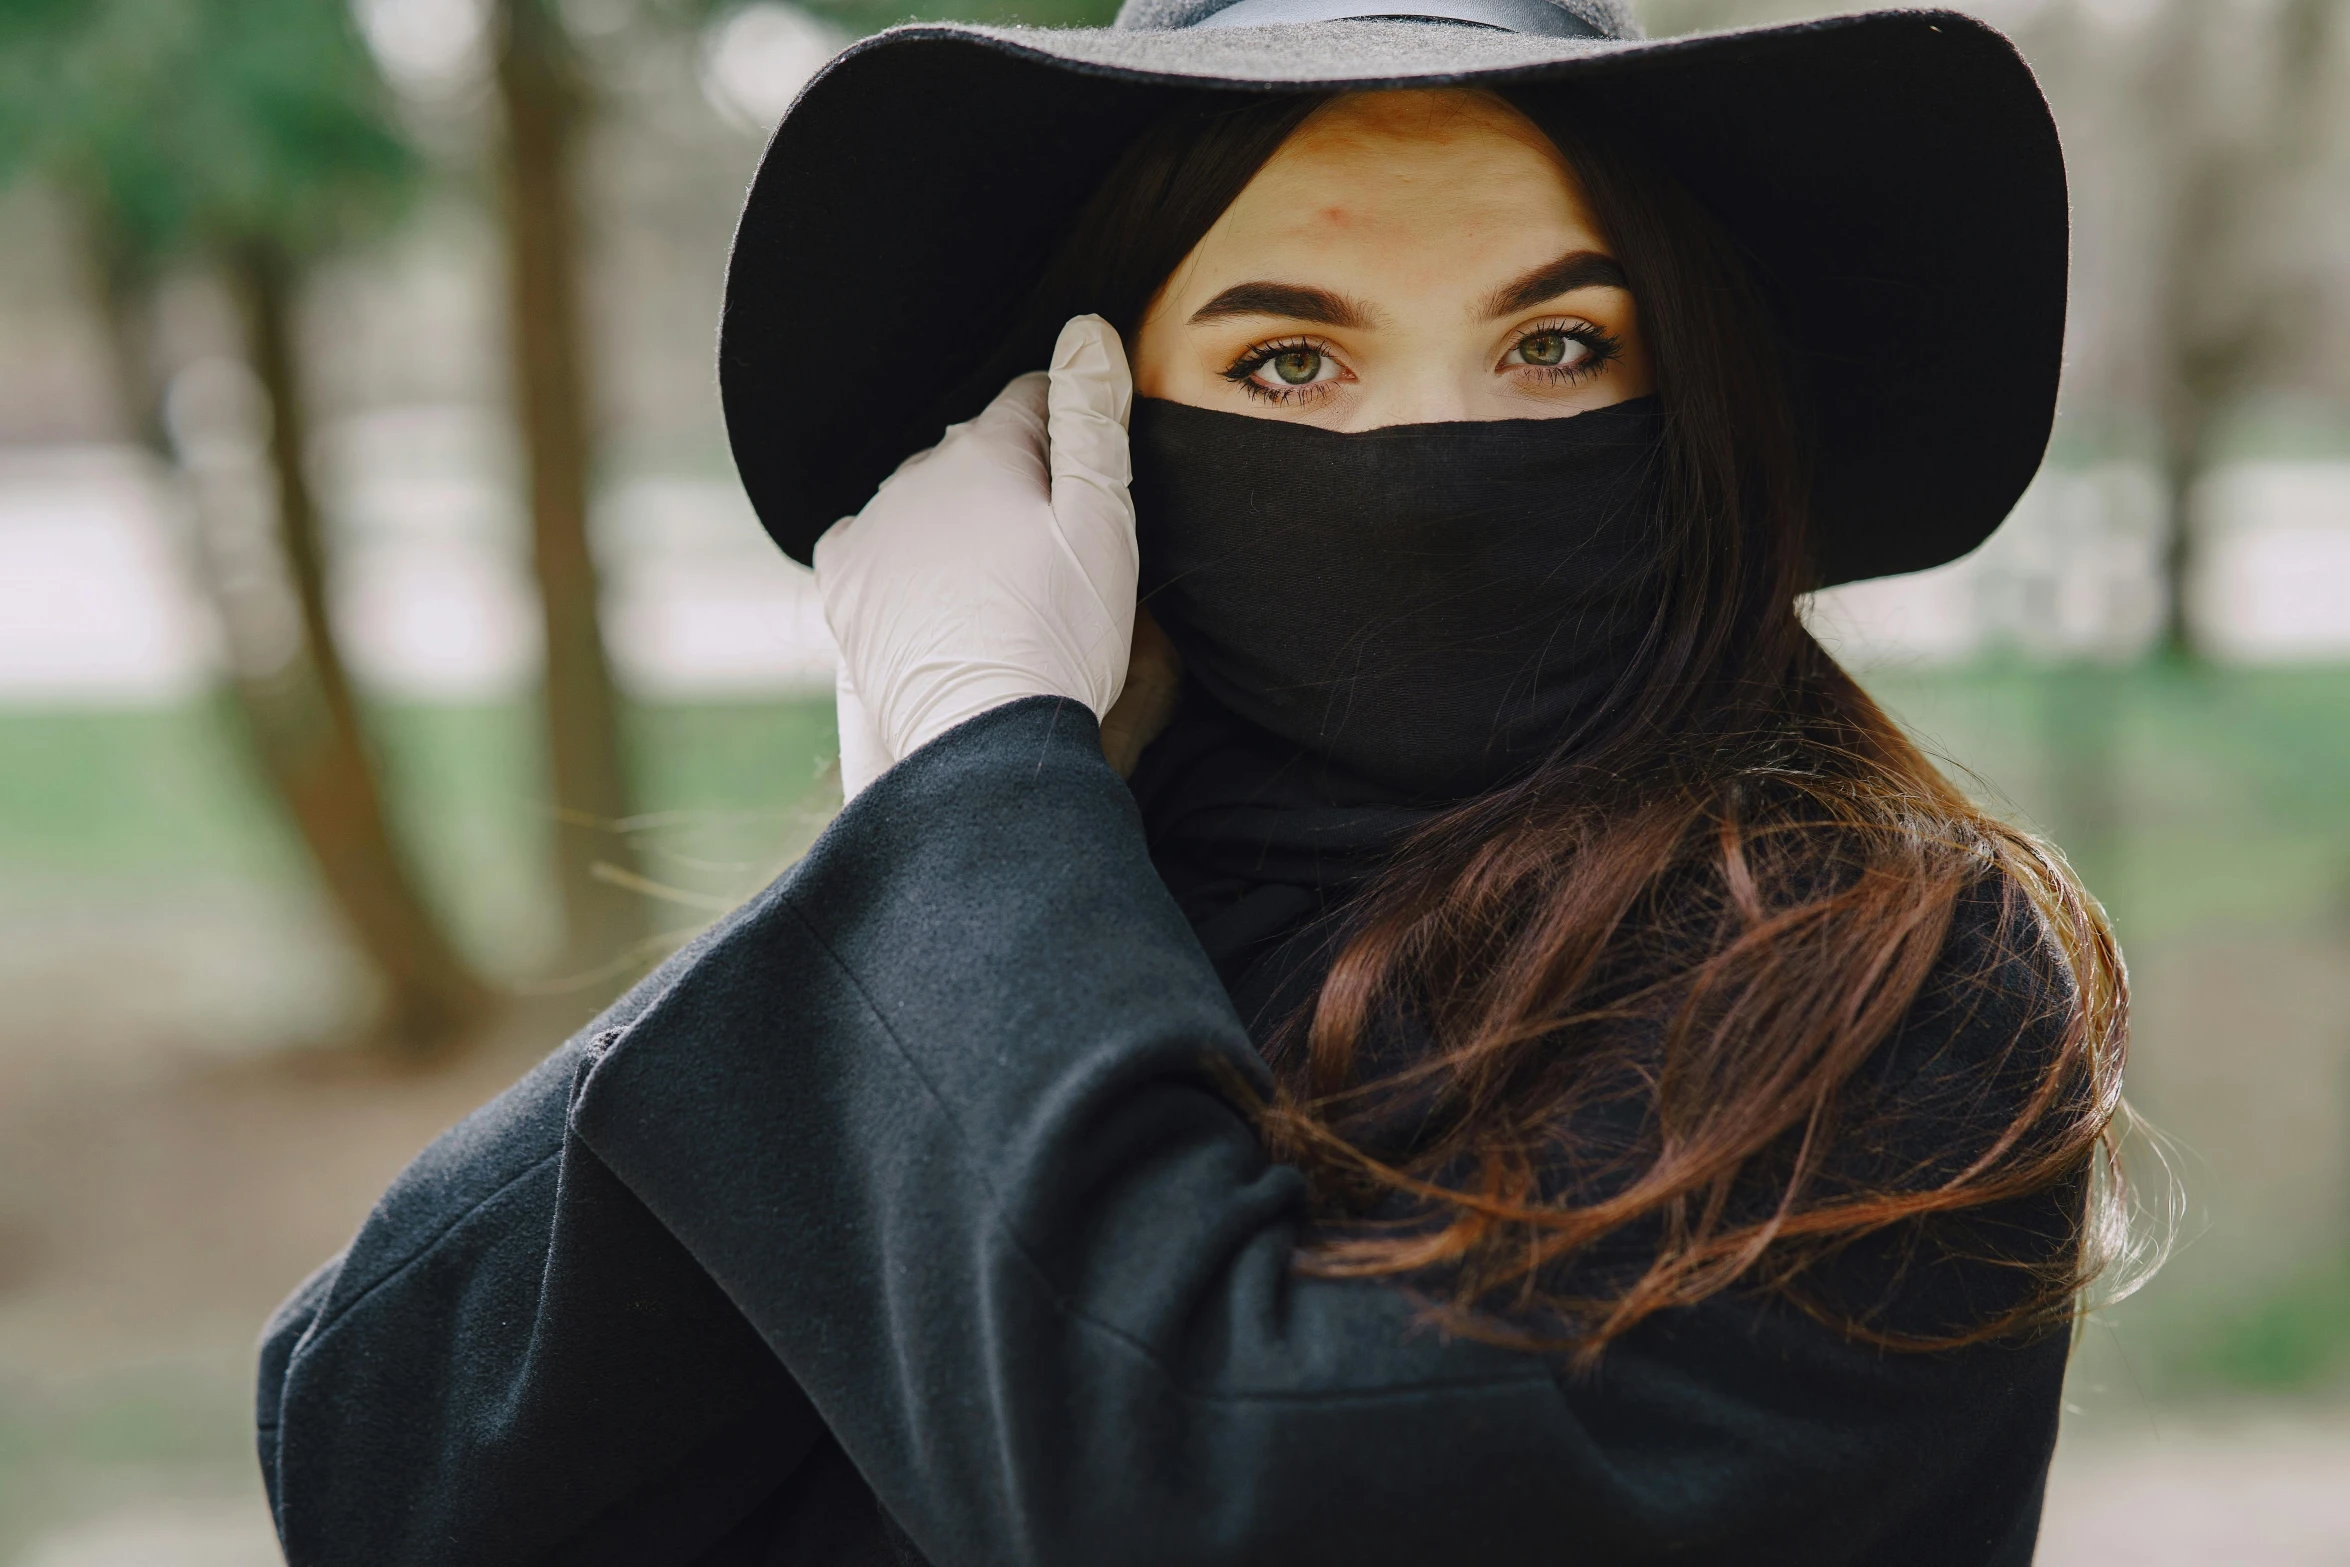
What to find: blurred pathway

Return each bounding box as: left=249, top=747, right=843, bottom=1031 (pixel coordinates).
left=0, top=1000, right=575, bottom=1562
left=2040, top=1413, right=2350, bottom=1566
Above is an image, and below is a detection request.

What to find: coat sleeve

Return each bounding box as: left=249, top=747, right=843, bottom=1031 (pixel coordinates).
left=567, top=696, right=2069, bottom=1567
left=256, top=933, right=830, bottom=1567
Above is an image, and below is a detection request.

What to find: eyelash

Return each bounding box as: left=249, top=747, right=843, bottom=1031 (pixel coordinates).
left=1218, top=319, right=1625, bottom=404
left=1220, top=336, right=1341, bottom=405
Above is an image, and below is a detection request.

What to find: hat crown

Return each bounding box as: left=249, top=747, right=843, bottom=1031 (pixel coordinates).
left=1112, top=0, right=1639, bottom=37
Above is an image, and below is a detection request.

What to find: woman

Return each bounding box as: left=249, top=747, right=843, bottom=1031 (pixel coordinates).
left=257, top=6, right=2131, bottom=1565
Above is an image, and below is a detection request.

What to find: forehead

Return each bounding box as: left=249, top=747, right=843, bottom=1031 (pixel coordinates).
left=1276, top=89, right=1577, bottom=183
left=1187, top=89, right=1603, bottom=277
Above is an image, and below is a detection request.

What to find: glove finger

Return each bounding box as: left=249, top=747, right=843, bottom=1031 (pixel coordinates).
left=1047, top=315, right=1135, bottom=529
left=959, top=370, right=1050, bottom=486
left=1049, top=313, right=1133, bottom=429
left=1045, top=315, right=1139, bottom=677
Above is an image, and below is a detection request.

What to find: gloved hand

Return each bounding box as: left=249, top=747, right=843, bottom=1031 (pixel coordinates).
left=818, top=315, right=1138, bottom=801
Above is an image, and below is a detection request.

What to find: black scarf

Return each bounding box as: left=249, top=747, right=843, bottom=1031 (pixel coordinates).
left=1124, top=394, right=1669, bottom=1033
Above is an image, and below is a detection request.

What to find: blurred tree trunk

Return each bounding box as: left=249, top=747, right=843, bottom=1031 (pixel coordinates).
left=91, top=239, right=171, bottom=459
left=2147, top=12, right=2247, bottom=663
left=87, top=218, right=495, bottom=1050
left=225, top=242, right=500, bottom=1047
left=2148, top=0, right=2338, bottom=659
left=494, top=0, right=646, bottom=981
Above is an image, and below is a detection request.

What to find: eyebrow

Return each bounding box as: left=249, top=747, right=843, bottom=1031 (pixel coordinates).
left=1479, top=250, right=1630, bottom=320
left=1187, top=281, right=1375, bottom=329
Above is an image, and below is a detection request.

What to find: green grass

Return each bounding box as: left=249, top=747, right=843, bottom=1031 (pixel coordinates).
left=7, top=666, right=2342, bottom=934
left=4, top=666, right=2345, bottom=972
left=1863, top=661, right=2350, bottom=947
left=7, top=664, right=2347, bottom=987
left=0, top=694, right=842, bottom=975
left=0, top=700, right=298, bottom=881
left=2197, top=1254, right=2350, bottom=1392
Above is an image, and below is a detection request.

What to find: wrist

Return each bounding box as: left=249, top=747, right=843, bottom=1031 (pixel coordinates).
left=887, top=663, right=1084, bottom=761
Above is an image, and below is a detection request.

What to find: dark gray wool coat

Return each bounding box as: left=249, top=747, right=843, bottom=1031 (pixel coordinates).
left=257, top=697, right=2075, bottom=1566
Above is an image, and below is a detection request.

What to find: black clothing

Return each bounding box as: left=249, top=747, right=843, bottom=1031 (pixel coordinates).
left=1129, top=395, right=1666, bottom=799
left=259, top=699, right=2072, bottom=1566
left=1126, top=680, right=1415, bottom=1015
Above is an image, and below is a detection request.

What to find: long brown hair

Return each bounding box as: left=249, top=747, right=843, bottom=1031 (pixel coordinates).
left=1018, top=89, right=2132, bottom=1359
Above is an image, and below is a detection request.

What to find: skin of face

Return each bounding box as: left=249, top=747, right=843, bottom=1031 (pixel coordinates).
left=1132, top=88, right=1654, bottom=429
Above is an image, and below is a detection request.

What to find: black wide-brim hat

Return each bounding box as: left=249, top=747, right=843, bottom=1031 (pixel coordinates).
left=719, top=0, right=2065, bottom=587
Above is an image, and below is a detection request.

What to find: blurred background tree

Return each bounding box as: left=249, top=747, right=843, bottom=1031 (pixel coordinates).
left=2142, top=0, right=2343, bottom=659
left=491, top=0, right=647, bottom=983
left=471, top=0, right=1119, bottom=987
left=0, top=0, right=496, bottom=1047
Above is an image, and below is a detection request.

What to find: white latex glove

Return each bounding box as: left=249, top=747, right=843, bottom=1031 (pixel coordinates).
left=817, top=315, right=1136, bottom=801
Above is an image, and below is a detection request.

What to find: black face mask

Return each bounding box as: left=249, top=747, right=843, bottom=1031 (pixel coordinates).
left=1128, top=394, right=1669, bottom=801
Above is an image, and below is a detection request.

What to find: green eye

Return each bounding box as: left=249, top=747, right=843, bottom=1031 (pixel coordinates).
left=1271, top=348, right=1323, bottom=384
left=1223, top=340, right=1343, bottom=400
left=1518, top=331, right=1571, bottom=367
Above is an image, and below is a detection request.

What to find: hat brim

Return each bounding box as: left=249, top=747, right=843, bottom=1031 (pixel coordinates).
left=719, top=9, right=2066, bottom=587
